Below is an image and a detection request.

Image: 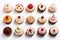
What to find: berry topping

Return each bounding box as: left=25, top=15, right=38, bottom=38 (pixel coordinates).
left=53, top=29, right=55, bottom=32
left=28, top=4, right=33, bottom=9
left=41, top=28, right=44, bottom=31
left=18, top=16, right=21, bottom=19
left=29, top=28, right=32, bottom=32
left=6, top=16, right=8, bottom=19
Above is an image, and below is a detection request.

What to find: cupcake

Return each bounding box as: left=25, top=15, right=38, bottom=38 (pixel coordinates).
left=38, top=3, right=46, bottom=12
left=38, top=27, right=47, bottom=36
left=49, top=14, right=57, bottom=24
left=3, top=15, right=12, bottom=24
left=48, top=4, right=57, bottom=13
left=26, top=16, right=35, bottom=24
left=14, top=27, right=24, bottom=36
left=15, top=3, right=24, bottom=13
left=3, top=4, right=13, bottom=13
left=26, top=27, right=35, bottom=36
left=49, top=27, right=58, bottom=36
left=26, top=4, right=35, bottom=12
left=15, top=16, right=24, bottom=24
left=3, top=27, right=12, bottom=36
left=38, top=16, right=47, bottom=24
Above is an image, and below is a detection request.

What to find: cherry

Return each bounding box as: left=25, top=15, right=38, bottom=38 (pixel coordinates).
left=41, top=28, right=44, bottom=31
left=28, top=4, right=33, bottom=9
left=6, top=16, right=8, bottom=19
left=53, top=29, right=55, bottom=32
left=18, top=16, right=21, bottom=19
left=29, top=28, right=32, bottom=32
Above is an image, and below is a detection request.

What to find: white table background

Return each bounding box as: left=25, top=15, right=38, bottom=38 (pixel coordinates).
left=0, top=0, right=60, bottom=40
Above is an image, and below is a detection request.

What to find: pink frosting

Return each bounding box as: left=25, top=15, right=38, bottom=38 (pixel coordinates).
left=38, top=27, right=46, bottom=35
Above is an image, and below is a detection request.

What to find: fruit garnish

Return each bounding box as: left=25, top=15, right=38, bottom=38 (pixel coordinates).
left=6, top=16, right=8, bottom=19
left=29, top=28, right=32, bottom=32
left=53, top=29, right=55, bottom=32
left=28, top=4, right=33, bottom=9
left=18, top=16, right=21, bottom=19
left=41, top=28, right=44, bottom=31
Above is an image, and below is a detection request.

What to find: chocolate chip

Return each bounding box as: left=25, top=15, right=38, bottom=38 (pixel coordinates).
left=41, top=5, right=43, bottom=8
left=41, top=16, right=44, bottom=19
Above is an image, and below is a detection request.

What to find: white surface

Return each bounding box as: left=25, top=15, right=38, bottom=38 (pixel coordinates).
left=0, top=0, right=60, bottom=40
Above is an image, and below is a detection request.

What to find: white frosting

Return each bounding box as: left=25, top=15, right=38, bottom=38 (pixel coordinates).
left=14, top=27, right=24, bottom=36
left=38, top=16, right=47, bottom=24
left=50, top=27, right=58, bottom=35
left=15, top=16, right=24, bottom=24
left=48, top=4, right=56, bottom=13
left=26, top=27, right=35, bottom=36
left=15, top=4, right=24, bottom=12
left=38, top=27, right=46, bottom=34
left=38, top=4, right=46, bottom=10
left=4, top=4, right=12, bottom=12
